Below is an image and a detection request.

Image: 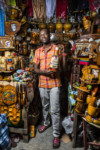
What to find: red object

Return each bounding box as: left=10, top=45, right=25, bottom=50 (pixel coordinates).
left=56, top=0, right=68, bottom=19
left=89, top=0, right=100, bottom=11
left=79, top=61, right=89, bottom=65
left=72, top=41, right=76, bottom=52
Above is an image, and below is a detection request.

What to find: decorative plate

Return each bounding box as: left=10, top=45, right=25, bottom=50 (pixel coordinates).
left=2, top=85, right=17, bottom=106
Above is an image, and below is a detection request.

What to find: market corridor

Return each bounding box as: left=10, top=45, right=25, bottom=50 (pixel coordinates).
left=11, top=126, right=84, bottom=150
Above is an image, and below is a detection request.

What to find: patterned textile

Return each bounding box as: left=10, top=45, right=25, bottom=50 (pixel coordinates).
left=25, top=0, right=33, bottom=17
left=0, top=114, right=11, bottom=150
left=56, top=0, right=68, bottom=19
left=33, top=44, right=61, bottom=88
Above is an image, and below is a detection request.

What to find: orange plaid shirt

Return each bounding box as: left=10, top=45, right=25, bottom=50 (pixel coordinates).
left=33, top=44, right=61, bottom=88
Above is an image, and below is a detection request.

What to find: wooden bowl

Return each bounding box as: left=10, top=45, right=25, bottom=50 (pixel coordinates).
left=87, top=104, right=100, bottom=117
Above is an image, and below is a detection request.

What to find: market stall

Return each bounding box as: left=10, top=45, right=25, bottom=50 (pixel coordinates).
left=0, top=0, right=100, bottom=149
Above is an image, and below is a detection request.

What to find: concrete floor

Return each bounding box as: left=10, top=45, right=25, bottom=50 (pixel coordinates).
left=11, top=126, right=84, bottom=150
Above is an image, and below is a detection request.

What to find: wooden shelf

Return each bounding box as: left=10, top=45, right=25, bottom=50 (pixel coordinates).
left=0, top=48, right=15, bottom=51
left=73, top=84, right=90, bottom=93
left=80, top=78, right=100, bottom=85
left=82, top=117, right=100, bottom=129
left=0, top=69, right=18, bottom=74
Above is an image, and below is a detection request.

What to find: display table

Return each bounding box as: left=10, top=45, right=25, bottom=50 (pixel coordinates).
left=83, top=117, right=100, bottom=150
left=72, top=110, right=100, bottom=150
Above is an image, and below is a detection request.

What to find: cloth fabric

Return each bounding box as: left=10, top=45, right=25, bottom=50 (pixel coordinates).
left=33, top=44, right=61, bottom=88
left=0, top=114, right=11, bottom=150
left=89, top=0, right=100, bottom=11
left=39, top=87, right=61, bottom=137
left=46, top=0, right=56, bottom=19
left=56, top=0, right=68, bottom=19
left=25, top=0, right=33, bottom=17
left=7, top=0, right=16, bottom=6
left=32, top=0, right=46, bottom=21
left=0, top=0, right=5, bottom=36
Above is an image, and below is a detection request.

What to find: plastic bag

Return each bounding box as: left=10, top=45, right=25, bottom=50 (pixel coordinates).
left=62, top=116, right=73, bottom=134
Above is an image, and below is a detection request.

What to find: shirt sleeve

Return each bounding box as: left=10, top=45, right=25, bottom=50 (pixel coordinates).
left=33, top=49, right=40, bottom=65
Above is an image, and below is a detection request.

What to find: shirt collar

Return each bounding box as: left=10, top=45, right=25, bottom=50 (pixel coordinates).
left=41, top=44, right=53, bottom=52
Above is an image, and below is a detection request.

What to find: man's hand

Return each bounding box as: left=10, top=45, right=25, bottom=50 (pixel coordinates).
left=34, top=63, right=56, bottom=77
left=57, top=44, right=64, bottom=53
left=43, top=70, right=55, bottom=77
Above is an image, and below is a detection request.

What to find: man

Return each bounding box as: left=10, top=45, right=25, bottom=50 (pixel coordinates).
left=33, top=29, right=63, bottom=148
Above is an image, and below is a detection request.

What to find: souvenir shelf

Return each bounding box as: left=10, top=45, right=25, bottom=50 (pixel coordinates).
left=72, top=33, right=100, bottom=149
left=0, top=35, right=31, bottom=142
left=0, top=81, right=30, bottom=142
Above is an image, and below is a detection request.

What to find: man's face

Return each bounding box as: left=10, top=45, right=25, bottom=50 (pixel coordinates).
left=40, top=29, right=50, bottom=44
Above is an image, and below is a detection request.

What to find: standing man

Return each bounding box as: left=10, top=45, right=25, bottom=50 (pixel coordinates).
left=33, top=29, right=62, bottom=148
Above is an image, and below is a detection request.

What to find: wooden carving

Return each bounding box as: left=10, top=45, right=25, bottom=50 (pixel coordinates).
left=2, top=85, right=17, bottom=105
left=0, top=35, right=15, bottom=49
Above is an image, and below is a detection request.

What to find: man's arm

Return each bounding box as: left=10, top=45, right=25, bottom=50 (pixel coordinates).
left=34, top=63, right=55, bottom=76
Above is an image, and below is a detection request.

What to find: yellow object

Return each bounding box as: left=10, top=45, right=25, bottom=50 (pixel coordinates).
left=83, top=16, right=91, bottom=30
left=7, top=0, right=16, bottom=6
left=2, top=85, right=17, bottom=106
left=93, top=119, right=100, bottom=125
left=1, top=57, right=6, bottom=64
left=56, top=17, right=63, bottom=33
left=29, top=125, right=35, bottom=138
left=75, top=100, right=86, bottom=114
left=13, top=57, right=18, bottom=66
left=85, top=115, right=92, bottom=123
left=0, top=105, right=8, bottom=116
left=63, top=16, right=72, bottom=32
left=90, top=96, right=96, bottom=106
left=87, top=104, right=100, bottom=117
left=0, top=56, right=2, bottom=64
left=38, top=18, right=47, bottom=30
left=76, top=98, right=84, bottom=102
left=5, top=51, right=11, bottom=57
left=90, top=11, right=97, bottom=19
left=86, top=95, right=92, bottom=104
left=8, top=104, right=21, bottom=125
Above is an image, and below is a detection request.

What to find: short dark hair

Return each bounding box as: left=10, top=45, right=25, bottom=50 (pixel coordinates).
left=40, top=28, right=50, bottom=36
